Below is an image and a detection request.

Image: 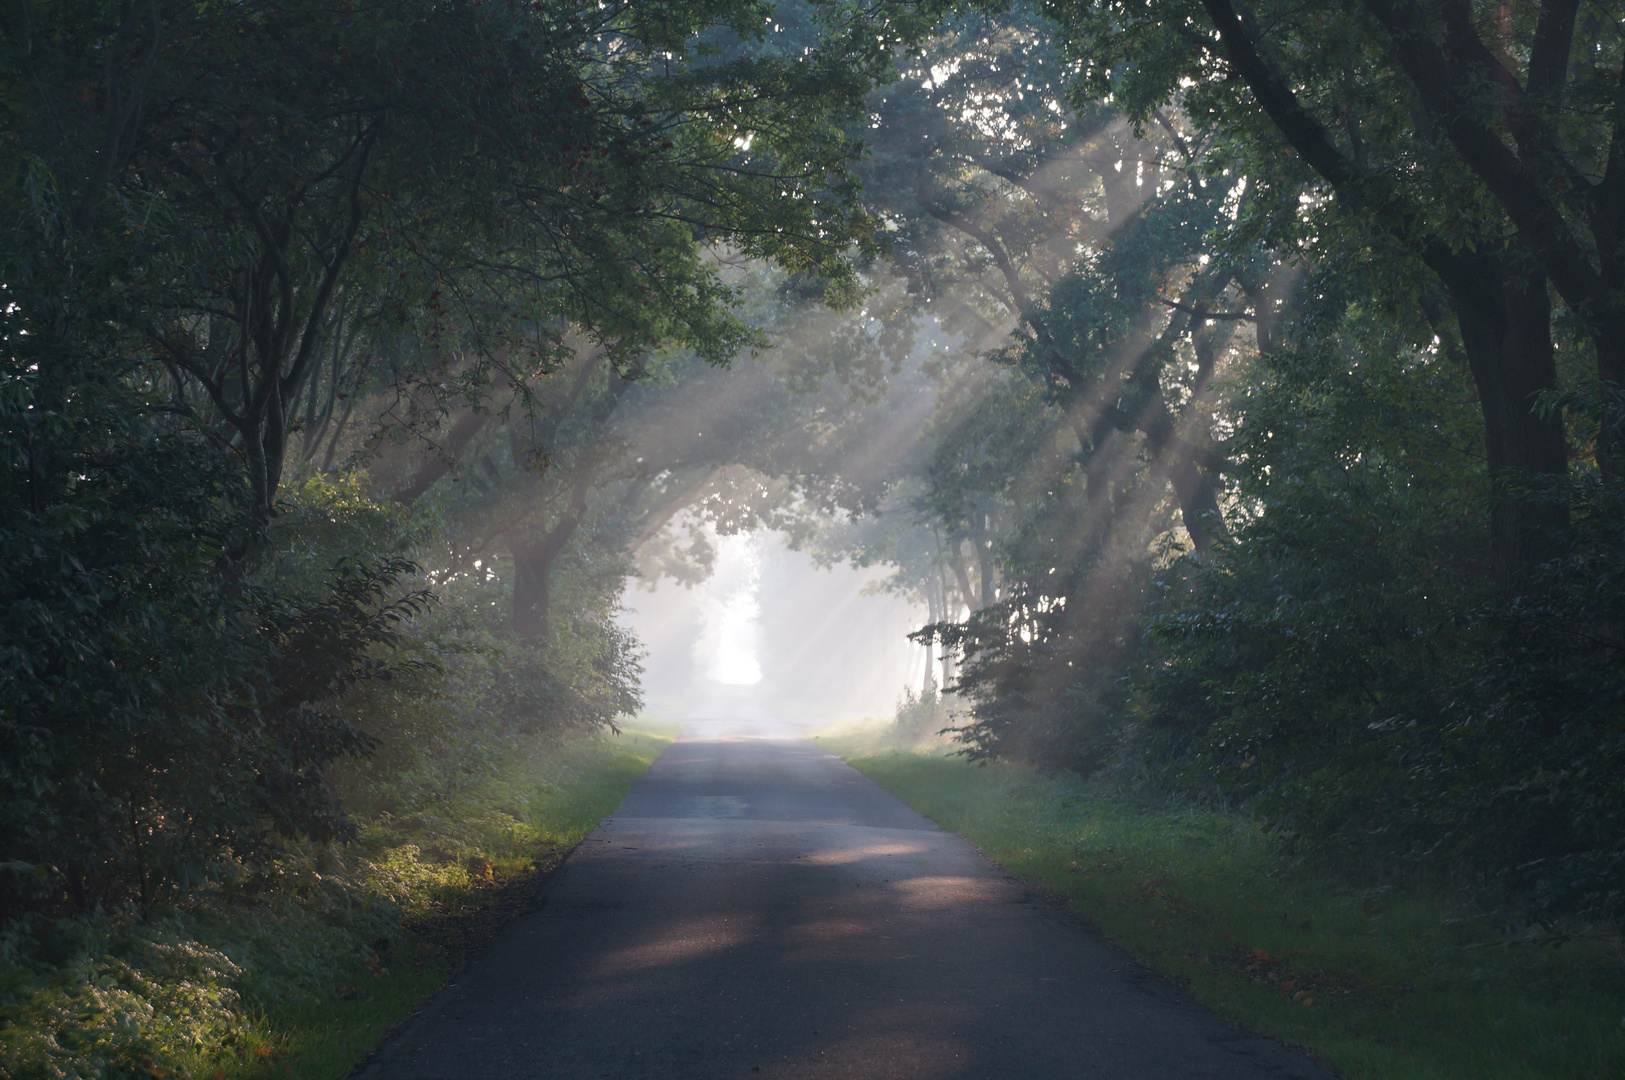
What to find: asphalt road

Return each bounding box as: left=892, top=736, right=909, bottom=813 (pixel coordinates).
left=355, top=730, right=1337, bottom=1080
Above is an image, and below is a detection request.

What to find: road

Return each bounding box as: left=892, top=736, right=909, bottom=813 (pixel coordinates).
left=355, top=730, right=1337, bottom=1079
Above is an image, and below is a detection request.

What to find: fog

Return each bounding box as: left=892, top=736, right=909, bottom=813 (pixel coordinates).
left=620, top=527, right=928, bottom=729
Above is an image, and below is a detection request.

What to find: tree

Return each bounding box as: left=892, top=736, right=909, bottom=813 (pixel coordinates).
left=797, top=5, right=1271, bottom=762
left=4, top=0, right=898, bottom=521
left=1043, top=0, right=1621, bottom=574
left=0, top=0, right=916, bottom=916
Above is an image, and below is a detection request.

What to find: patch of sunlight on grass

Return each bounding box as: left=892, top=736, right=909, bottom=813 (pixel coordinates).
left=245, top=730, right=670, bottom=1080
left=622, top=715, right=684, bottom=741
left=811, top=718, right=955, bottom=760
left=845, top=750, right=1625, bottom=1080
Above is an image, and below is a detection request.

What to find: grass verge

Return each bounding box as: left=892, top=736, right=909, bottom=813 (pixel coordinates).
left=830, top=746, right=1625, bottom=1080
left=0, top=729, right=669, bottom=1080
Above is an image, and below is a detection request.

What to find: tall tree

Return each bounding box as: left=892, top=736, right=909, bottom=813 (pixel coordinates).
left=1043, top=0, right=1616, bottom=574
left=3, top=0, right=899, bottom=521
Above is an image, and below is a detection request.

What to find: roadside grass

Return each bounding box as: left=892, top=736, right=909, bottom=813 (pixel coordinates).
left=0, top=729, right=669, bottom=1080
left=831, top=746, right=1625, bottom=1080
left=253, top=727, right=669, bottom=1080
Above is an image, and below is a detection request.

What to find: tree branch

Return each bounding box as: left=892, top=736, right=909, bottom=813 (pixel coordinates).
left=917, top=197, right=1034, bottom=314
left=1158, top=297, right=1256, bottom=321
left=1358, top=0, right=1605, bottom=318
left=1527, top=0, right=1580, bottom=94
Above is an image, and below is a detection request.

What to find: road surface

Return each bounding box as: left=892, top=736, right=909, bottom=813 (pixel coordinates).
left=355, top=730, right=1337, bottom=1079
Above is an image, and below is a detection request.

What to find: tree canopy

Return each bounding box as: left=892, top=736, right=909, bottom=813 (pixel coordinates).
left=2, top=0, right=1622, bottom=933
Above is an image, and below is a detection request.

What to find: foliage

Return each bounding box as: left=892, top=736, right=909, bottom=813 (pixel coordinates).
left=3, top=0, right=1625, bottom=1071
left=0, top=0, right=908, bottom=921
left=893, top=686, right=952, bottom=741
left=0, top=368, right=426, bottom=917
left=798, top=0, right=1625, bottom=930
left=0, top=729, right=667, bottom=1080
left=1138, top=303, right=1625, bottom=919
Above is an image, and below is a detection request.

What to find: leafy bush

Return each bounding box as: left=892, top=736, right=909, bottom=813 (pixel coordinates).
left=930, top=483, right=1163, bottom=771
left=893, top=687, right=951, bottom=741
left=1138, top=339, right=1625, bottom=920
left=0, top=728, right=661, bottom=1080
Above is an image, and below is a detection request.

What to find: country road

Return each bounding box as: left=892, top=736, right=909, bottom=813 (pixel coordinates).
left=355, top=728, right=1337, bottom=1080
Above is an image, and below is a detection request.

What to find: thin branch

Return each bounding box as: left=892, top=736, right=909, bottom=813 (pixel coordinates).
left=1158, top=297, right=1256, bottom=321
left=917, top=198, right=1033, bottom=314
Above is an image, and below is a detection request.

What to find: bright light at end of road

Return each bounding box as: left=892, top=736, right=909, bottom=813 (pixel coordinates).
left=713, top=589, right=763, bottom=685
left=705, top=531, right=763, bottom=685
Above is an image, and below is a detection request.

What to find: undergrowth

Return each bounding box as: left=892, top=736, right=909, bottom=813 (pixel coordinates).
left=838, top=748, right=1625, bottom=1080
left=0, top=730, right=668, bottom=1080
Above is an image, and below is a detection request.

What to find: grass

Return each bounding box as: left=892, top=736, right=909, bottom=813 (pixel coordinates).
left=826, top=745, right=1625, bottom=1080
left=257, top=727, right=671, bottom=1080
left=0, top=728, right=670, bottom=1080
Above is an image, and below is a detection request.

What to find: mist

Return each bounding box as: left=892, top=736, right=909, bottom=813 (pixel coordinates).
left=621, top=526, right=928, bottom=728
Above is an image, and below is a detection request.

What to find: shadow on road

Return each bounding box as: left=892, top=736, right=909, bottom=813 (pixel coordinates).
left=355, top=727, right=1337, bottom=1080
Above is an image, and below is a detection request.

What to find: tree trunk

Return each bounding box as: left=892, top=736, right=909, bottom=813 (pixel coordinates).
left=511, top=478, right=591, bottom=643
left=391, top=409, right=494, bottom=503
left=1167, top=455, right=1223, bottom=555
left=974, top=515, right=997, bottom=608
left=922, top=586, right=938, bottom=696
left=509, top=545, right=553, bottom=642
left=1196, top=0, right=1570, bottom=575
left=949, top=545, right=978, bottom=614
left=1428, top=248, right=1568, bottom=580
left=1596, top=318, right=1625, bottom=472
left=935, top=563, right=958, bottom=688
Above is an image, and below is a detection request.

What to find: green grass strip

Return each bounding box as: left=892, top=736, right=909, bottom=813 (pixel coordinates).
left=833, top=747, right=1625, bottom=1080
left=0, top=731, right=670, bottom=1080
left=252, top=730, right=670, bottom=1080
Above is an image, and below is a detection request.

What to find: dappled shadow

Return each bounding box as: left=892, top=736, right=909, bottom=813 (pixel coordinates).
left=357, top=737, right=1340, bottom=1080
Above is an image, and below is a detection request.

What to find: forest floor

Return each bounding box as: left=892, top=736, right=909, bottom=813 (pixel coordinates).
left=0, top=728, right=671, bottom=1080
left=820, top=742, right=1625, bottom=1080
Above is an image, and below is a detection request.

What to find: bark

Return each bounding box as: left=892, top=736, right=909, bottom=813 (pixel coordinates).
left=507, top=364, right=633, bottom=641
left=922, top=586, right=939, bottom=696
left=918, top=199, right=1034, bottom=315
left=391, top=346, right=608, bottom=504
left=1079, top=424, right=1118, bottom=547
left=935, top=563, right=958, bottom=687
left=1181, top=325, right=1226, bottom=552
left=1198, top=0, right=1568, bottom=574
left=630, top=467, right=721, bottom=549
left=1166, top=455, right=1223, bottom=554
left=156, top=125, right=376, bottom=522
left=392, top=409, right=495, bottom=504
left=949, top=544, right=979, bottom=615
left=1428, top=247, right=1569, bottom=576
left=511, top=477, right=591, bottom=642
left=1357, top=0, right=1625, bottom=425
left=973, top=515, right=998, bottom=608
left=319, top=391, right=358, bottom=472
